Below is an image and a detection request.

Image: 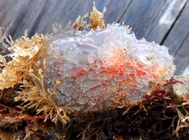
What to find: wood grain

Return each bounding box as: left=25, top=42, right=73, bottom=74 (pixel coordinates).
left=0, top=0, right=189, bottom=75
left=163, top=0, right=189, bottom=74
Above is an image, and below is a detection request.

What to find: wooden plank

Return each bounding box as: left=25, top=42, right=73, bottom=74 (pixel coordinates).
left=119, top=0, right=187, bottom=44
left=0, top=0, right=46, bottom=39
left=163, top=1, right=189, bottom=75
left=35, top=0, right=132, bottom=36
left=0, top=0, right=132, bottom=39
left=1, top=0, right=31, bottom=38
left=13, top=0, right=47, bottom=39
left=0, top=0, right=18, bottom=21
left=0, top=0, right=186, bottom=41
left=173, top=33, right=189, bottom=75
left=119, top=0, right=166, bottom=40
left=103, top=0, right=132, bottom=24
left=40, top=0, right=94, bottom=35
left=163, top=1, right=189, bottom=56
left=23, top=0, right=64, bottom=37
left=146, top=0, right=187, bottom=43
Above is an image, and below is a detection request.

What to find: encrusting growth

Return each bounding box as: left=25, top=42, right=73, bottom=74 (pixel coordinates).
left=0, top=4, right=189, bottom=140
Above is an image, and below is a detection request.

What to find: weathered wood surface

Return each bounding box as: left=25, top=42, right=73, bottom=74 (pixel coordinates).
left=0, top=0, right=188, bottom=75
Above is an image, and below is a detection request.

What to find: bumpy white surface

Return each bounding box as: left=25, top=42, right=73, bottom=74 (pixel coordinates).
left=45, top=24, right=175, bottom=112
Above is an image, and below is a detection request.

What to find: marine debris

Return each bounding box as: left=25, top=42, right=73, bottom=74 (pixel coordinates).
left=0, top=4, right=189, bottom=140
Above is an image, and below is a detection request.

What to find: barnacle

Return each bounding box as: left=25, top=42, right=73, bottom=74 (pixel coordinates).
left=0, top=4, right=189, bottom=140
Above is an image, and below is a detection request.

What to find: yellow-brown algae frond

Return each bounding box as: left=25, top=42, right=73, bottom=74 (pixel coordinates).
left=9, top=32, right=48, bottom=61
left=89, top=2, right=105, bottom=29
left=0, top=31, right=70, bottom=124
left=0, top=32, right=48, bottom=90
left=14, top=81, right=70, bottom=124
left=72, top=13, right=88, bottom=31
left=53, top=13, right=88, bottom=34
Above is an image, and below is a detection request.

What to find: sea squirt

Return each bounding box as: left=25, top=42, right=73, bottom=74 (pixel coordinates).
left=45, top=23, right=175, bottom=112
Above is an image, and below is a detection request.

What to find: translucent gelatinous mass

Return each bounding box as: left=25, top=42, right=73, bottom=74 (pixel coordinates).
left=45, top=24, right=175, bottom=112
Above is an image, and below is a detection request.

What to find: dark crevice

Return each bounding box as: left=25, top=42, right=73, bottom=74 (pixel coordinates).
left=117, top=0, right=133, bottom=23
left=160, top=0, right=188, bottom=46
left=146, top=1, right=167, bottom=39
